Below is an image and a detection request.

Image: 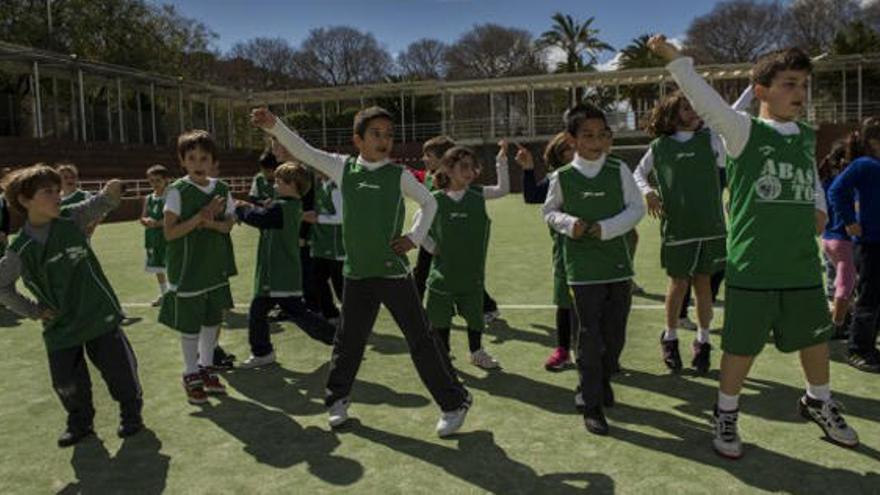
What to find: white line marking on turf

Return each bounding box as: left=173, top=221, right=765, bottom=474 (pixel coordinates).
left=122, top=302, right=674, bottom=310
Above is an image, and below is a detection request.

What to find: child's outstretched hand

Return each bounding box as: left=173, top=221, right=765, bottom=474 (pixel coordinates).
left=390, top=236, right=416, bottom=255
left=103, top=179, right=123, bottom=202
left=497, top=139, right=509, bottom=160
left=251, top=107, right=277, bottom=129
left=645, top=191, right=664, bottom=218
left=514, top=143, right=534, bottom=170
left=647, top=34, right=680, bottom=62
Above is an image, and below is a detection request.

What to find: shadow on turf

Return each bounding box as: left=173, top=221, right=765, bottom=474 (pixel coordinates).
left=57, top=429, right=170, bottom=495
left=606, top=403, right=880, bottom=493
left=191, top=395, right=363, bottom=485
left=345, top=420, right=615, bottom=494
left=222, top=362, right=431, bottom=416
left=457, top=369, right=578, bottom=415
left=0, top=307, right=23, bottom=328
left=486, top=318, right=557, bottom=348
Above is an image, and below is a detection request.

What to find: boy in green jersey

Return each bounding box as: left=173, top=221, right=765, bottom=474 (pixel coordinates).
left=235, top=162, right=337, bottom=369
left=250, top=148, right=278, bottom=205
left=0, top=165, right=143, bottom=447
left=140, top=164, right=170, bottom=306
left=543, top=104, right=646, bottom=436
left=252, top=106, right=471, bottom=437
left=159, top=130, right=237, bottom=405
left=650, top=35, right=859, bottom=458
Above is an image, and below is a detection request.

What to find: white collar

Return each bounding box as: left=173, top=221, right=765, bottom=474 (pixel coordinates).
left=356, top=155, right=391, bottom=170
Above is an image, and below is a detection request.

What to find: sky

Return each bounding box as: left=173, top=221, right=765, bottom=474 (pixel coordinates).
left=161, top=0, right=724, bottom=66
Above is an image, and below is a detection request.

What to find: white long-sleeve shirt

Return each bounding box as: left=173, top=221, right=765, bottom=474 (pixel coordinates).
left=665, top=57, right=826, bottom=212
left=542, top=153, right=645, bottom=240
left=266, top=119, right=437, bottom=245
left=421, top=156, right=510, bottom=254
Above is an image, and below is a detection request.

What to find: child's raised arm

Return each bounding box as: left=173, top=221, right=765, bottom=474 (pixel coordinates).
left=648, top=35, right=752, bottom=158
left=483, top=139, right=511, bottom=200
left=251, top=108, right=346, bottom=185
left=63, top=179, right=122, bottom=234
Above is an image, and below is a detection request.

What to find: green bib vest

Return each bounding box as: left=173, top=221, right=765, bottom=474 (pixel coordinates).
left=427, top=186, right=490, bottom=294
left=254, top=198, right=302, bottom=297
left=144, top=192, right=165, bottom=250
left=310, top=180, right=345, bottom=260
left=252, top=172, right=275, bottom=201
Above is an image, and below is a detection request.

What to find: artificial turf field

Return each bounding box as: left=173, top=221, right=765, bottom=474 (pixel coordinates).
left=0, top=195, right=878, bottom=494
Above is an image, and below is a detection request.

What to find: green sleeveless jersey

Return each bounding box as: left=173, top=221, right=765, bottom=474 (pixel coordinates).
left=558, top=157, right=634, bottom=284
left=427, top=186, right=490, bottom=294
left=165, top=178, right=235, bottom=295
left=254, top=198, right=303, bottom=297
left=340, top=158, right=409, bottom=279
left=726, top=118, right=821, bottom=289
left=60, top=189, right=90, bottom=207
left=144, top=192, right=165, bottom=251
left=250, top=172, right=275, bottom=202
left=310, top=180, right=345, bottom=260
left=651, top=130, right=726, bottom=244
left=10, top=218, right=123, bottom=351
left=424, top=172, right=435, bottom=192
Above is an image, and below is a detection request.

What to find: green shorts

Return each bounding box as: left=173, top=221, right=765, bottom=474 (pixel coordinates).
left=159, top=285, right=234, bottom=334
left=144, top=244, right=166, bottom=273
left=661, top=238, right=726, bottom=279
left=426, top=288, right=485, bottom=332
left=722, top=286, right=832, bottom=356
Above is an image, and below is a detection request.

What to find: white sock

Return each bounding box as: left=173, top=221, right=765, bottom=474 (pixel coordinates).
left=717, top=391, right=739, bottom=412
left=181, top=334, right=199, bottom=375
left=159, top=281, right=168, bottom=294
left=806, top=382, right=831, bottom=402
left=663, top=328, right=678, bottom=341
left=697, top=328, right=711, bottom=344
left=198, top=325, right=219, bottom=369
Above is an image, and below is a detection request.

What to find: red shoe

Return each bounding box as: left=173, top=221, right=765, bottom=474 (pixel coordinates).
left=544, top=347, right=571, bottom=371
left=182, top=373, right=208, bottom=405
left=200, top=367, right=227, bottom=395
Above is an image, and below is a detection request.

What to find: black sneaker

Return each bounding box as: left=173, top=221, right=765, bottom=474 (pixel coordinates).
left=712, top=406, right=742, bottom=459
left=691, top=341, right=712, bottom=375
left=117, top=422, right=144, bottom=439
left=846, top=351, right=880, bottom=373
left=213, top=346, right=236, bottom=370
left=660, top=332, right=682, bottom=371
left=57, top=428, right=94, bottom=448
left=798, top=395, right=859, bottom=447
left=583, top=407, right=609, bottom=436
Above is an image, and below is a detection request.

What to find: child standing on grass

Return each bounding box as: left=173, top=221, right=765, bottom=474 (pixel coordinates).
left=0, top=165, right=143, bottom=447
left=650, top=35, right=859, bottom=458
left=413, top=135, right=455, bottom=300
left=543, top=103, right=646, bottom=435
left=252, top=106, right=472, bottom=437
left=159, top=130, right=236, bottom=405
left=423, top=143, right=510, bottom=370
left=818, top=141, right=854, bottom=339
left=140, top=164, right=170, bottom=307
left=235, top=162, right=337, bottom=369
left=305, top=171, right=345, bottom=323
left=828, top=117, right=880, bottom=372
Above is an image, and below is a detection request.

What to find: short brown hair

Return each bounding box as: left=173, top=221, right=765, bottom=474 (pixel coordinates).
left=435, top=146, right=479, bottom=189
left=646, top=91, right=692, bottom=138
left=274, top=162, right=312, bottom=196
left=146, top=164, right=170, bottom=178
left=1, top=164, right=61, bottom=214
left=177, top=129, right=216, bottom=160
left=423, top=135, right=456, bottom=158
left=543, top=132, right=573, bottom=171
left=751, top=47, right=812, bottom=87
left=353, top=106, right=394, bottom=139
left=55, top=162, right=79, bottom=176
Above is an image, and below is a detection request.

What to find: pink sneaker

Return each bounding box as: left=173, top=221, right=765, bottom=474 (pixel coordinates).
left=544, top=347, right=571, bottom=371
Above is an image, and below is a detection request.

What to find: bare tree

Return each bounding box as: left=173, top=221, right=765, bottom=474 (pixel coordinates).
left=444, top=24, right=546, bottom=80
left=867, top=0, right=880, bottom=31
left=229, top=37, right=297, bottom=77
left=784, top=0, right=862, bottom=54
left=397, top=38, right=448, bottom=80
left=291, top=26, right=393, bottom=86
left=683, top=0, right=785, bottom=63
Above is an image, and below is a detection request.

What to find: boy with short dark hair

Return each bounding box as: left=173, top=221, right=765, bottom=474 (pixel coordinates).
left=649, top=35, right=859, bottom=458
left=0, top=165, right=143, bottom=447
left=251, top=106, right=472, bottom=437
left=250, top=148, right=278, bottom=205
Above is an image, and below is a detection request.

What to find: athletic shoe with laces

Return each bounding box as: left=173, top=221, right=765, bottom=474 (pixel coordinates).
left=182, top=373, right=208, bottom=405
left=847, top=351, right=880, bottom=373
left=583, top=406, right=609, bottom=435
left=544, top=347, right=571, bottom=371
left=712, top=406, right=743, bottom=459
left=798, top=395, right=859, bottom=447
left=240, top=352, right=277, bottom=369
left=470, top=348, right=500, bottom=369
left=57, top=427, right=94, bottom=448
left=677, top=317, right=697, bottom=330
left=436, top=392, right=472, bottom=437
left=328, top=397, right=351, bottom=428
left=660, top=332, right=683, bottom=371
left=199, top=367, right=227, bottom=395
left=691, top=341, right=712, bottom=375
left=212, top=346, right=236, bottom=370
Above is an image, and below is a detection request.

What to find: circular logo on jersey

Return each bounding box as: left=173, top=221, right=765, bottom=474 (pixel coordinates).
left=754, top=175, right=782, bottom=200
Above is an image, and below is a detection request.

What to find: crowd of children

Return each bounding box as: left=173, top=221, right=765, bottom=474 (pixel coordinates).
left=0, top=33, right=876, bottom=465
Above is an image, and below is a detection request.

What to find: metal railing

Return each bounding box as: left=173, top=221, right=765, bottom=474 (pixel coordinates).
left=80, top=176, right=255, bottom=199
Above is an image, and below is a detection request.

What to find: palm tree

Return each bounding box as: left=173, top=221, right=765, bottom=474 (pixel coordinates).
left=617, top=34, right=668, bottom=129
left=538, top=12, right=613, bottom=101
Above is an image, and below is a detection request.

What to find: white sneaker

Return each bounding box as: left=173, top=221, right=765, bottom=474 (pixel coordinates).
left=239, top=352, right=276, bottom=369
left=799, top=396, right=859, bottom=447
left=470, top=348, right=500, bottom=369
left=678, top=317, right=697, bottom=330
left=712, top=406, right=743, bottom=459
left=328, top=398, right=351, bottom=428
left=436, top=393, right=472, bottom=437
